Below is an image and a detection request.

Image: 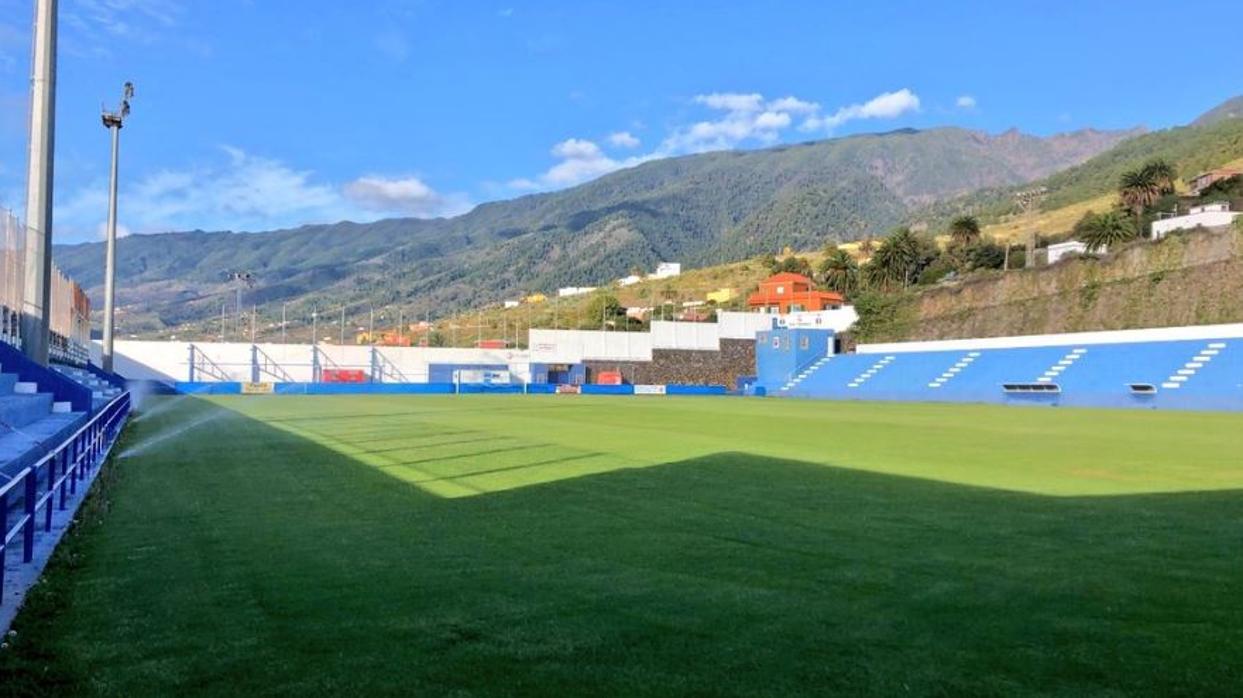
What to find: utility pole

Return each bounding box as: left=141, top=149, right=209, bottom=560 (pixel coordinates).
left=20, top=0, right=57, bottom=365
left=100, top=82, right=133, bottom=372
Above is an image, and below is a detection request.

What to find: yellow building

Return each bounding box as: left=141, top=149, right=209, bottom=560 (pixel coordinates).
left=706, top=287, right=738, bottom=304
left=524, top=293, right=548, bottom=304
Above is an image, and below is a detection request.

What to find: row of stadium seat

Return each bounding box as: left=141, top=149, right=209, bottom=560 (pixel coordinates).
left=771, top=338, right=1242, bottom=410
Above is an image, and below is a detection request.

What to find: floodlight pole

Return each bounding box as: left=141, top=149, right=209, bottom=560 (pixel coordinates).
left=281, top=303, right=287, bottom=344
left=20, top=0, right=57, bottom=365
left=100, top=82, right=133, bottom=372
left=339, top=307, right=345, bottom=346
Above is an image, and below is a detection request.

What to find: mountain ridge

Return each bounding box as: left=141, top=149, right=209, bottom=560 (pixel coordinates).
left=55, top=122, right=1144, bottom=334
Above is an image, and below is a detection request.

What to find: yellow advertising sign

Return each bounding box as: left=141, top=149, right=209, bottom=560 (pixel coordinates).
left=241, top=382, right=275, bottom=395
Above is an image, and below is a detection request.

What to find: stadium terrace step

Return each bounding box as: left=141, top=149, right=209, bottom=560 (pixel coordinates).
left=846, top=355, right=895, bottom=389
left=779, top=355, right=834, bottom=392
left=927, top=352, right=980, bottom=389
left=1160, top=342, right=1227, bottom=390
left=0, top=373, right=16, bottom=395
left=0, top=410, right=85, bottom=478
left=0, top=393, right=55, bottom=430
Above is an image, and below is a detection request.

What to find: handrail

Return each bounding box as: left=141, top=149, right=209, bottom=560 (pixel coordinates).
left=253, top=345, right=295, bottom=382
left=188, top=344, right=231, bottom=382
left=0, top=391, right=131, bottom=603
left=372, top=348, right=411, bottom=383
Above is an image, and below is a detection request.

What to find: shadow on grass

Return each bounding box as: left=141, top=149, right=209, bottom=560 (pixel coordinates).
left=2, top=397, right=1241, bottom=697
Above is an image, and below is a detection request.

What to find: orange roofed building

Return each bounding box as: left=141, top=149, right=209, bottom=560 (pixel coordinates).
left=746, top=272, right=844, bottom=314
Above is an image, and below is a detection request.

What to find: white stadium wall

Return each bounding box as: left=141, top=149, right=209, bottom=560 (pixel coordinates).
left=857, top=323, right=1243, bottom=355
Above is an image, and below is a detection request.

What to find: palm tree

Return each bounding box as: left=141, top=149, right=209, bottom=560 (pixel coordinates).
left=1078, top=211, right=1136, bottom=253
left=1119, top=161, right=1175, bottom=236
left=818, top=248, right=859, bottom=296
left=948, top=215, right=982, bottom=246
left=865, top=227, right=922, bottom=290
left=1143, top=159, right=1177, bottom=195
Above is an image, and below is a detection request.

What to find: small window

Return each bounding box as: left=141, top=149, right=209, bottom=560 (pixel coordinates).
left=776, top=285, right=785, bottom=295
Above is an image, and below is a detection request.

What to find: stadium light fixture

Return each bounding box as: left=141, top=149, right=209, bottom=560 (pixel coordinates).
left=100, top=81, right=133, bottom=372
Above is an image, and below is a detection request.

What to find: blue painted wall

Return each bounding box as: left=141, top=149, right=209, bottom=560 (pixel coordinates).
left=755, top=328, right=834, bottom=390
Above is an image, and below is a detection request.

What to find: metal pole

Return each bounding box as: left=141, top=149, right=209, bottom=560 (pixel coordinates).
left=369, top=305, right=374, bottom=344
left=250, top=304, right=256, bottom=343
left=339, top=306, right=344, bottom=346
left=235, top=287, right=241, bottom=339
left=281, top=303, right=286, bottom=344
left=20, top=0, right=57, bottom=365
left=101, top=122, right=120, bottom=371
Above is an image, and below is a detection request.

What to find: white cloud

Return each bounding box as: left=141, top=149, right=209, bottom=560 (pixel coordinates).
left=512, top=88, right=921, bottom=192
left=608, top=131, right=641, bottom=148
left=767, top=96, right=820, bottom=114
left=55, top=147, right=470, bottom=239
left=802, top=88, right=921, bottom=131
left=956, top=95, right=977, bottom=109
left=95, top=221, right=132, bottom=240
left=343, top=176, right=469, bottom=217
left=694, top=92, right=765, bottom=112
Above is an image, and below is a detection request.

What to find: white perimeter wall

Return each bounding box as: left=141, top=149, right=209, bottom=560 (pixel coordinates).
left=857, top=323, right=1243, bottom=354
left=96, top=340, right=534, bottom=383
left=102, top=310, right=855, bottom=382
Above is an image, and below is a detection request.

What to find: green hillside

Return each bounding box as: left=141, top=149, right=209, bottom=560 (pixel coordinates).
left=54, top=125, right=1133, bottom=336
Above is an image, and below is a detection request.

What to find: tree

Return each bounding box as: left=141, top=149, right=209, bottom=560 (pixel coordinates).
left=948, top=215, right=982, bottom=246
left=584, top=293, right=623, bottom=329
left=1119, top=160, right=1176, bottom=236
left=817, top=248, right=859, bottom=296
left=1143, top=159, right=1177, bottom=195
left=770, top=255, right=813, bottom=276
left=864, top=227, right=931, bottom=291
left=1078, top=211, right=1136, bottom=252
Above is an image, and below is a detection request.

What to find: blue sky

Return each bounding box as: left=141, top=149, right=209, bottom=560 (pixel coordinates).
left=0, top=0, right=1241, bottom=243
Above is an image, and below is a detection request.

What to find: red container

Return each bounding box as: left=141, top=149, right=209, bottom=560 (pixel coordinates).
left=322, top=369, right=368, bottom=383
left=596, top=370, right=623, bottom=385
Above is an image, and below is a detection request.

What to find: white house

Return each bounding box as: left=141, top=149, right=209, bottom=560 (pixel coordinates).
left=616, top=274, right=642, bottom=287
left=652, top=262, right=682, bottom=279
left=503, top=300, right=520, bottom=309
left=1047, top=240, right=1088, bottom=264
left=557, top=286, right=597, bottom=298
left=1151, top=202, right=1241, bottom=240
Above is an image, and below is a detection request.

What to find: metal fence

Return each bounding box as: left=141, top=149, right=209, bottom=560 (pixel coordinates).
left=0, top=206, right=91, bottom=363
left=0, top=391, right=131, bottom=602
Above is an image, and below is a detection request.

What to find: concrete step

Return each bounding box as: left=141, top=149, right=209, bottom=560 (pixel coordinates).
left=0, top=373, right=16, bottom=395
left=0, top=393, right=54, bottom=429
left=14, top=381, right=37, bottom=395
left=0, top=411, right=87, bottom=478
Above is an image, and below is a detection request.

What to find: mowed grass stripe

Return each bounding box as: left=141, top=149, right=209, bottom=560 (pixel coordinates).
left=2, top=395, right=1242, bottom=696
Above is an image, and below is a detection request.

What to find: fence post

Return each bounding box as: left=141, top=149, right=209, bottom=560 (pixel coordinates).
left=311, top=345, right=320, bottom=383
left=188, top=344, right=196, bottom=382
left=58, top=448, right=68, bottom=509
left=45, top=455, right=55, bottom=531
left=0, top=491, right=7, bottom=599
left=69, top=436, right=78, bottom=496
left=22, top=471, right=36, bottom=562
left=250, top=344, right=260, bottom=383
left=370, top=347, right=378, bottom=383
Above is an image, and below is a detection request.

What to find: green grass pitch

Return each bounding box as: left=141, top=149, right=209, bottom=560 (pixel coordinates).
left=4, top=394, right=1243, bottom=696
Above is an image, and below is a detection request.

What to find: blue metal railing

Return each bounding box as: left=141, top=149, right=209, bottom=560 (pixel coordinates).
left=0, top=392, right=131, bottom=603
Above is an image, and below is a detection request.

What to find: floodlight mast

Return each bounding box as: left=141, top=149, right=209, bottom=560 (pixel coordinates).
left=20, top=0, right=57, bottom=365
left=100, top=81, right=134, bottom=372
